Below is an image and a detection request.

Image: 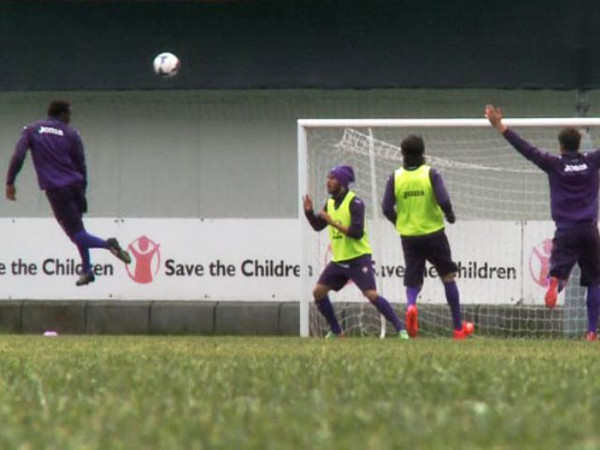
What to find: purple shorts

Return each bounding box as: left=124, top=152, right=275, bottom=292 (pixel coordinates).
left=550, top=224, right=600, bottom=286
left=45, top=183, right=87, bottom=238
left=401, top=229, right=457, bottom=287
left=317, top=254, right=377, bottom=292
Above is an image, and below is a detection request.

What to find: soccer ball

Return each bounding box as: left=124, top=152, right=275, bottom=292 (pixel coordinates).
left=153, top=52, right=180, bottom=77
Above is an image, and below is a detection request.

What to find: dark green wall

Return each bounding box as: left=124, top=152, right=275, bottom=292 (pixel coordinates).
left=2, top=0, right=600, bottom=90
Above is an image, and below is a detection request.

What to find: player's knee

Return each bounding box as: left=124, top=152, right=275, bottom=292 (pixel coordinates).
left=441, top=273, right=456, bottom=283
left=313, top=286, right=328, bottom=301
left=363, top=290, right=378, bottom=302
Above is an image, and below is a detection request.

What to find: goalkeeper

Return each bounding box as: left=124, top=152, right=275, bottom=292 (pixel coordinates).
left=486, top=104, right=600, bottom=341
left=303, top=165, right=408, bottom=339
left=381, top=135, right=472, bottom=339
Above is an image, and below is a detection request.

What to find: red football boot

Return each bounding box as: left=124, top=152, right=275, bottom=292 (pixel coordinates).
left=453, top=328, right=466, bottom=340
left=545, top=277, right=559, bottom=309
left=586, top=331, right=597, bottom=342
left=406, top=305, right=419, bottom=338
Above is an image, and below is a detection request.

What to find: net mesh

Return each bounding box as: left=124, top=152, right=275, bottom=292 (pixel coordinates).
left=301, top=122, right=598, bottom=338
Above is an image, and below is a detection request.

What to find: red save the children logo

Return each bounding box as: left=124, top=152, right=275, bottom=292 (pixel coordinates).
left=529, top=238, right=553, bottom=288
left=125, top=235, right=161, bottom=284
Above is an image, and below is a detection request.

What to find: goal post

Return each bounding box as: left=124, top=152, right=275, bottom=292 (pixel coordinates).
left=298, top=117, right=600, bottom=338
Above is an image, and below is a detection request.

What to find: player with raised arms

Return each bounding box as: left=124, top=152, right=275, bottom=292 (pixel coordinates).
left=303, top=165, right=408, bottom=339
left=5, top=100, right=132, bottom=286
left=382, top=135, right=473, bottom=339
left=486, top=104, right=600, bottom=341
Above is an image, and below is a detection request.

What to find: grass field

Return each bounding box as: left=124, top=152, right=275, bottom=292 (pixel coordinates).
left=0, top=336, right=599, bottom=449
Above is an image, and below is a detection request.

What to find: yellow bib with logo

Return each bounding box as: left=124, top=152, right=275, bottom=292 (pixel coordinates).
left=327, top=191, right=372, bottom=262
left=394, top=165, right=444, bottom=236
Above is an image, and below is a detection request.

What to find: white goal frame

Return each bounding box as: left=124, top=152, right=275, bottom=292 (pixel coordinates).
left=298, top=117, right=600, bottom=337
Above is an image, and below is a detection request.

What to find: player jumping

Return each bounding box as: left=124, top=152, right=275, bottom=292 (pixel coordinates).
left=5, top=100, right=131, bottom=286
left=486, top=104, right=600, bottom=341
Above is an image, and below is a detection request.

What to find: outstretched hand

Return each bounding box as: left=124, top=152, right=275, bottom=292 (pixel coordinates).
left=485, top=105, right=508, bottom=133
left=302, top=195, right=313, bottom=212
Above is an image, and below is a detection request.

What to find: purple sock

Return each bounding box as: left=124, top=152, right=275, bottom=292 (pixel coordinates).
left=406, top=286, right=420, bottom=307
left=372, top=296, right=403, bottom=332
left=444, top=281, right=462, bottom=330
left=76, top=246, right=91, bottom=273
left=316, top=296, right=342, bottom=335
left=586, top=285, right=600, bottom=334
left=73, top=230, right=107, bottom=249
left=72, top=231, right=108, bottom=274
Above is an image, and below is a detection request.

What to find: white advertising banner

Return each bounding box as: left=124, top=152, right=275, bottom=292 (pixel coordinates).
left=0, top=219, right=302, bottom=301
left=0, top=218, right=562, bottom=303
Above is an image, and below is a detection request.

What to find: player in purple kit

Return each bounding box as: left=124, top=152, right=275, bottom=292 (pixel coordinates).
left=382, top=135, right=473, bottom=339
left=5, top=100, right=131, bottom=286
left=486, top=104, right=600, bottom=341
left=303, top=165, right=408, bottom=339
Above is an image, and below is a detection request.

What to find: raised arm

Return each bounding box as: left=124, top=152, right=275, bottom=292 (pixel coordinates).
left=583, top=147, right=600, bottom=169
left=485, top=104, right=557, bottom=172
left=303, top=195, right=328, bottom=231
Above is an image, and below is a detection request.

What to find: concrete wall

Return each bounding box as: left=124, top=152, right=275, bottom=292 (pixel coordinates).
left=1, top=89, right=597, bottom=220
left=0, top=300, right=579, bottom=337
left=0, top=300, right=300, bottom=336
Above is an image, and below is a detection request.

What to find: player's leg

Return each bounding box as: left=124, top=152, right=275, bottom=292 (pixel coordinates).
left=47, top=186, right=130, bottom=285
left=546, top=230, right=578, bottom=308
left=439, top=273, right=472, bottom=339
left=314, top=263, right=345, bottom=337
left=428, top=231, right=471, bottom=339
left=585, top=286, right=599, bottom=341
left=71, top=185, right=131, bottom=264
left=576, top=226, right=600, bottom=340
left=401, top=236, right=426, bottom=337
left=440, top=273, right=462, bottom=330
left=46, top=187, right=100, bottom=285
left=352, top=255, right=407, bottom=338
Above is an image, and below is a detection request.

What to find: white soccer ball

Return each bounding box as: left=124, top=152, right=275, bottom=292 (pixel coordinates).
left=153, top=52, right=180, bottom=78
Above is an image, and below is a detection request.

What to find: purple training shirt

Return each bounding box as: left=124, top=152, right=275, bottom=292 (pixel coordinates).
left=503, top=128, right=600, bottom=229
left=6, top=117, right=86, bottom=190
left=381, top=166, right=454, bottom=225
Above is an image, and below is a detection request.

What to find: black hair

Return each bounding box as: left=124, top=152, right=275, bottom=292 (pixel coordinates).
left=401, top=134, right=425, bottom=168
left=558, top=127, right=581, bottom=152
left=47, top=100, right=71, bottom=118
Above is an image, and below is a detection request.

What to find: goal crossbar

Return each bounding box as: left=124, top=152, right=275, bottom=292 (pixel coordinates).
left=298, top=118, right=600, bottom=129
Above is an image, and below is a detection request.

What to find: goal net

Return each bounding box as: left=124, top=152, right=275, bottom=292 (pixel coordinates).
left=298, top=118, right=600, bottom=338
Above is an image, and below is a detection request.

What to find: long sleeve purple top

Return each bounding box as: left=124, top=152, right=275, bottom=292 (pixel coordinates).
left=381, top=166, right=454, bottom=225
left=503, top=128, right=600, bottom=229
left=6, top=117, right=86, bottom=190
left=305, top=191, right=365, bottom=239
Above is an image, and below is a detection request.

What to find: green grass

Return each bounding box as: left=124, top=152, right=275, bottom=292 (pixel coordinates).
left=1, top=336, right=599, bottom=449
